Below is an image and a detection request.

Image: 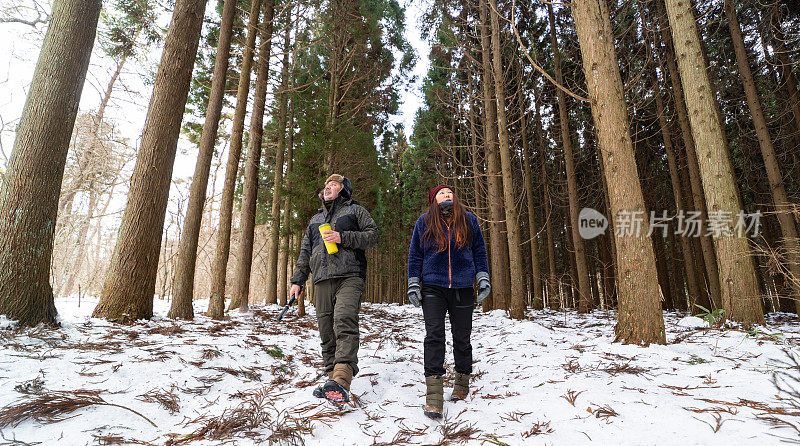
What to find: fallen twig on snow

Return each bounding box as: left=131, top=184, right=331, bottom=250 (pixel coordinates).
left=13, top=376, right=44, bottom=395
left=0, top=389, right=156, bottom=428
left=590, top=404, right=619, bottom=423
left=136, top=386, right=180, bottom=415
left=521, top=419, right=554, bottom=438
left=165, top=389, right=271, bottom=445
left=0, top=428, right=43, bottom=445
left=90, top=434, right=156, bottom=445
left=433, top=416, right=480, bottom=445
left=561, top=389, right=584, bottom=407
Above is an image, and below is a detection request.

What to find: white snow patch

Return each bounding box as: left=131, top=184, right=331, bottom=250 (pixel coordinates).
left=677, top=316, right=709, bottom=329
left=1, top=299, right=799, bottom=445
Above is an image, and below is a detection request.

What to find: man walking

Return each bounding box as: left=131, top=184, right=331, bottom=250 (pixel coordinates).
left=289, top=174, right=378, bottom=405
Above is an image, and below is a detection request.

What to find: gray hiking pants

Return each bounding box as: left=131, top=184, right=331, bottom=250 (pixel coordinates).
left=314, top=276, right=363, bottom=376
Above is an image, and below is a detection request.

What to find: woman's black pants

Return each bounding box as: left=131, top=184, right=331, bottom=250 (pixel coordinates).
left=421, top=284, right=474, bottom=377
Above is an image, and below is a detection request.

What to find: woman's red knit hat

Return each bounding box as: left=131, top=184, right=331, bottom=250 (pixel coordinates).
left=428, top=184, right=453, bottom=204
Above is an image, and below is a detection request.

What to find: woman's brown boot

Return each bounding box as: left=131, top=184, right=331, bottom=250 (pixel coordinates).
left=450, top=372, right=470, bottom=401
left=424, top=376, right=444, bottom=419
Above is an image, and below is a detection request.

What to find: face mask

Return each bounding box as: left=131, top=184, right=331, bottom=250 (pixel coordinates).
left=438, top=200, right=454, bottom=217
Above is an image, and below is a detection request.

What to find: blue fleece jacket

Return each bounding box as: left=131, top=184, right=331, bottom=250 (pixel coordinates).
left=407, top=211, right=489, bottom=289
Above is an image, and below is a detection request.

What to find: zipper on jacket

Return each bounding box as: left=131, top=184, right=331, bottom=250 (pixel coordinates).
left=444, top=220, right=452, bottom=288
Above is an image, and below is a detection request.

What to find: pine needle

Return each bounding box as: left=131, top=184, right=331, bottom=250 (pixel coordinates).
left=0, top=390, right=156, bottom=428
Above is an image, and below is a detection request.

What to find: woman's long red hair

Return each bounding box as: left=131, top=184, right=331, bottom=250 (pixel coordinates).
left=422, top=191, right=471, bottom=253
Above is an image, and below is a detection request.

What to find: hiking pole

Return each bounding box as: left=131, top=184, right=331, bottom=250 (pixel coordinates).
left=277, top=293, right=298, bottom=321
left=276, top=296, right=296, bottom=321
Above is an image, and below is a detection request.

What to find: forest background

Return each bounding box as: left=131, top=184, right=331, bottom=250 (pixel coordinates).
left=0, top=0, right=799, bottom=346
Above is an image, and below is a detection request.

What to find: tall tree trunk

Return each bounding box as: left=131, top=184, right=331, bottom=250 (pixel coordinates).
left=488, top=0, right=526, bottom=319
left=467, top=74, right=485, bottom=224
left=548, top=4, right=592, bottom=313
left=656, top=0, right=722, bottom=311
left=0, top=0, right=101, bottom=326
left=650, top=48, right=703, bottom=309
left=93, top=0, right=208, bottom=322
left=725, top=0, right=800, bottom=313
left=769, top=8, right=800, bottom=182
left=277, top=77, right=296, bottom=310
left=265, top=17, right=293, bottom=306
left=534, top=86, right=558, bottom=309
left=169, top=0, right=239, bottom=320
left=478, top=0, right=509, bottom=311
left=571, top=0, right=666, bottom=344
left=519, top=66, right=544, bottom=310
left=664, top=0, right=764, bottom=325
left=228, top=0, right=276, bottom=312
left=208, top=0, right=263, bottom=319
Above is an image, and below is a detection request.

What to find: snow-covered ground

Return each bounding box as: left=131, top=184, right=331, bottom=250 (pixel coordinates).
left=1, top=297, right=799, bottom=445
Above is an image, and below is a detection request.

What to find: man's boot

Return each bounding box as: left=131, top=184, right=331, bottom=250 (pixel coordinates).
left=423, top=376, right=444, bottom=419
left=323, top=363, right=352, bottom=405
left=313, top=371, right=333, bottom=398
left=450, top=372, right=470, bottom=401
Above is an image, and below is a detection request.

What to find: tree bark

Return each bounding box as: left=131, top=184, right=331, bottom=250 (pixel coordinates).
left=208, top=0, right=263, bottom=319
left=664, top=0, right=764, bottom=325
left=488, top=0, right=526, bottom=319
left=548, top=4, right=592, bottom=313
left=169, top=0, right=239, bottom=320
left=725, top=0, right=800, bottom=313
left=656, top=0, right=722, bottom=311
left=277, top=74, right=296, bottom=310
left=93, top=0, right=208, bottom=323
left=265, top=16, right=293, bottom=306
left=478, top=0, right=509, bottom=312
left=0, top=0, right=101, bottom=327
left=519, top=64, right=543, bottom=310
left=571, top=0, right=666, bottom=344
left=228, top=0, right=276, bottom=312
left=1, top=0, right=100, bottom=321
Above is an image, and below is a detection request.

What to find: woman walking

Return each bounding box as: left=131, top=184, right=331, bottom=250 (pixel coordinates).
left=407, top=185, right=491, bottom=419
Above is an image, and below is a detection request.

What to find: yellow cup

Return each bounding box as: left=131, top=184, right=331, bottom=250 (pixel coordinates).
left=319, top=223, right=338, bottom=254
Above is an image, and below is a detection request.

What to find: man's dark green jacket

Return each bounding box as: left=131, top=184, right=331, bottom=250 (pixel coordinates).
left=290, top=194, right=378, bottom=286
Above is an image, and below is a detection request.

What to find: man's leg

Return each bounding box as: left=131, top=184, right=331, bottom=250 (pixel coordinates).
left=314, top=279, right=336, bottom=374
left=421, top=285, right=447, bottom=377
left=332, top=276, right=364, bottom=388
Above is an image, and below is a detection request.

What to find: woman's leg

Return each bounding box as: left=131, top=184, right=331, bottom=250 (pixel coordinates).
left=448, top=287, right=474, bottom=375
left=421, top=284, right=447, bottom=377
